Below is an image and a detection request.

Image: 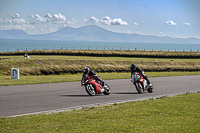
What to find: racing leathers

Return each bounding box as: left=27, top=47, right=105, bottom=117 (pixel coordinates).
left=131, top=67, right=151, bottom=86
left=87, top=70, right=105, bottom=86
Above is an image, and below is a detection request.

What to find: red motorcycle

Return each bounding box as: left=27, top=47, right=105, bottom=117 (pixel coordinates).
left=81, top=74, right=111, bottom=96
left=132, top=72, right=153, bottom=94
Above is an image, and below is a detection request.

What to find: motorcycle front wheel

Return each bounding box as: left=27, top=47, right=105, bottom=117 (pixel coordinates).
left=85, top=84, right=96, bottom=96
left=134, top=82, right=144, bottom=94
left=103, top=84, right=111, bottom=95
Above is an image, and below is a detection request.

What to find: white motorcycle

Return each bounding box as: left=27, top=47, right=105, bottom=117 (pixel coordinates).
left=131, top=72, right=153, bottom=94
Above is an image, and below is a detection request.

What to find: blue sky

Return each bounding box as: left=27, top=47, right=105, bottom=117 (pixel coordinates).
left=0, top=0, right=200, bottom=39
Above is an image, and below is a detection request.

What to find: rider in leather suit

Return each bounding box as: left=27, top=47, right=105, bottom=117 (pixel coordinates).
left=83, top=67, right=105, bottom=86
left=130, top=64, right=152, bottom=87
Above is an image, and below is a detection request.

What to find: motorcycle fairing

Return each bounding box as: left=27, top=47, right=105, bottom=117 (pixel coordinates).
left=89, top=79, right=102, bottom=94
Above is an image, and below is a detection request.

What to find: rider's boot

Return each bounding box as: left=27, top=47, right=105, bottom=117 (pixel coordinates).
left=99, top=81, right=105, bottom=93
left=149, top=83, right=152, bottom=87
left=102, top=81, right=105, bottom=87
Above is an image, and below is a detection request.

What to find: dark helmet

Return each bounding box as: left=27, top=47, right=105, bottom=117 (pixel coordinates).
left=83, top=67, right=90, bottom=74
left=130, top=64, right=137, bottom=71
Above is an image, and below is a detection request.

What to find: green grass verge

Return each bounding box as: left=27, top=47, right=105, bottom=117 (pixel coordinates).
left=1, top=71, right=200, bottom=86
left=1, top=55, right=200, bottom=76
left=1, top=92, right=199, bottom=132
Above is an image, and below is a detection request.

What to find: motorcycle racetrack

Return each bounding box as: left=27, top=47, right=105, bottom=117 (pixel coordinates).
left=0, top=75, right=200, bottom=117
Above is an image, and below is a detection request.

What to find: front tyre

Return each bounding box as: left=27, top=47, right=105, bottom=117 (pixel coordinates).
left=103, top=84, right=111, bottom=95
left=85, top=84, right=96, bottom=96
left=134, top=82, right=144, bottom=94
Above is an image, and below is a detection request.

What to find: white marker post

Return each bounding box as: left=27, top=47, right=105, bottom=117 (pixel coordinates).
left=11, top=68, right=19, bottom=79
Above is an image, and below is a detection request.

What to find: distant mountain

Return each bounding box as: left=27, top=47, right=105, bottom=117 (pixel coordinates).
left=1, top=25, right=200, bottom=43
left=0, top=29, right=29, bottom=39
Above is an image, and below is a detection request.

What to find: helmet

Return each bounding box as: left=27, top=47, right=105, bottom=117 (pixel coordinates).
left=130, top=64, right=137, bottom=71
left=83, top=67, right=89, bottom=74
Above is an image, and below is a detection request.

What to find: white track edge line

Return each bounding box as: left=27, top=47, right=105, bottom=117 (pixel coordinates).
left=8, top=90, right=200, bottom=118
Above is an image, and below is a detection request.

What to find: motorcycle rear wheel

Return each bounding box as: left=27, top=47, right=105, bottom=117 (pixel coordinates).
left=134, top=82, right=144, bottom=94
left=103, top=84, right=111, bottom=95
left=85, top=84, right=96, bottom=96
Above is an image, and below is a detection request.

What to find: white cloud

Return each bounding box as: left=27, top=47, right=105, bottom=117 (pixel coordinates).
left=101, top=16, right=128, bottom=25
left=12, top=13, right=20, bottom=19
left=30, top=14, right=46, bottom=24
left=84, top=16, right=99, bottom=24
left=101, top=16, right=111, bottom=25
left=182, top=21, right=191, bottom=26
left=0, top=13, right=76, bottom=34
left=30, top=13, right=67, bottom=24
left=52, top=13, right=66, bottom=21
left=44, top=13, right=52, bottom=18
left=165, top=20, right=177, bottom=25
left=67, top=18, right=76, bottom=24
left=1, top=18, right=27, bottom=25
left=110, top=18, right=128, bottom=25
left=0, top=13, right=26, bottom=25
left=10, top=19, right=26, bottom=24
left=44, top=13, right=53, bottom=22
left=0, top=13, right=34, bottom=33
left=83, top=16, right=128, bottom=26
left=133, top=22, right=138, bottom=25
left=0, top=23, right=34, bottom=31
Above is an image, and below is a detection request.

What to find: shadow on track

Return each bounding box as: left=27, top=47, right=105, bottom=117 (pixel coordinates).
left=60, top=94, right=107, bottom=97
left=113, top=92, right=139, bottom=94
left=60, top=95, right=90, bottom=97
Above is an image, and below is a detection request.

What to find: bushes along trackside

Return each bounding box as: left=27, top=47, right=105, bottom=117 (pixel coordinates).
left=1, top=49, right=200, bottom=58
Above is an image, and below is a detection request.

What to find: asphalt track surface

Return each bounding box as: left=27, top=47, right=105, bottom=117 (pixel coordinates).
left=1, top=75, right=200, bottom=117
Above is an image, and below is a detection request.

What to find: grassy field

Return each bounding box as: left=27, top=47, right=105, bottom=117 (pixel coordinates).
left=1, top=71, right=200, bottom=86
left=1, top=92, right=199, bottom=132
left=1, top=49, right=200, bottom=58
left=1, top=53, right=200, bottom=86
left=1, top=55, right=200, bottom=76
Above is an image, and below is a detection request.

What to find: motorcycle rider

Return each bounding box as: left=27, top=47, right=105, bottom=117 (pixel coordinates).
left=130, top=64, right=152, bottom=87
left=83, top=67, right=105, bottom=87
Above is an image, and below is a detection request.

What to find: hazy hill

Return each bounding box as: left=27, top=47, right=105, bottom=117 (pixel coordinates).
left=0, top=25, right=200, bottom=43
left=0, top=29, right=29, bottom=39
